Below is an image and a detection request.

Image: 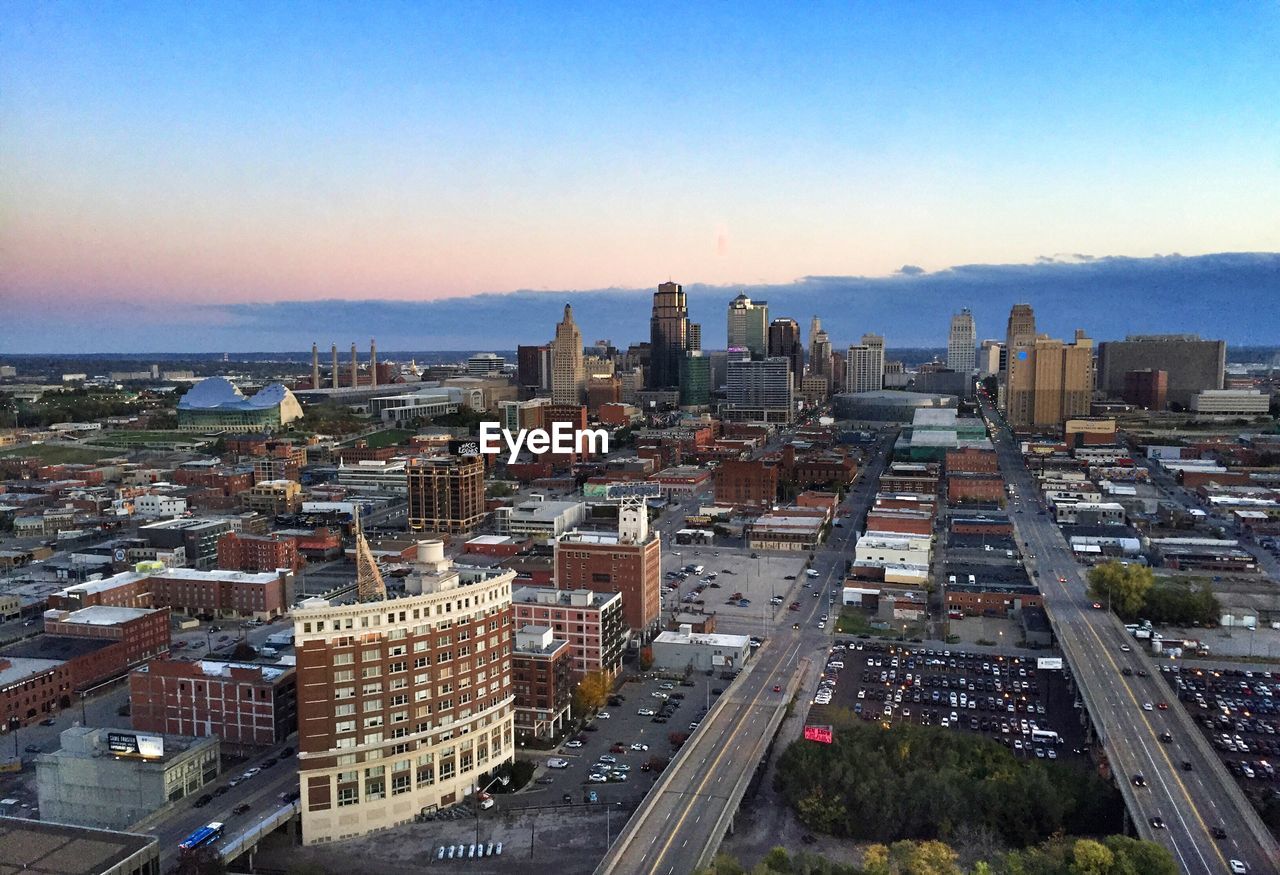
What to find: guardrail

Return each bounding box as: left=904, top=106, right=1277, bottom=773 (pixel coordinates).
left=218, top=800, right=300, bottom=860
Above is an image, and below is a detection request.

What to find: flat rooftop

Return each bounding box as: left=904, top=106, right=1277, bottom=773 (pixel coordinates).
left=5, top=636, right=118, bottom=664
left=48, top=605, right=155, bottom=626
left=0, top=656, right=66, bottom=687
left=0, top=816, right=157, bottom=875
left=654, top=630, right=751, bottom=648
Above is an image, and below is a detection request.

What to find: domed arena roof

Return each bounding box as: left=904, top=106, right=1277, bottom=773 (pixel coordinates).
left=179, top=377, right=300, bottom=411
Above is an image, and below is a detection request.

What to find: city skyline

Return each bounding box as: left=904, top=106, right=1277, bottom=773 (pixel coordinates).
left=3, top=4, right=1278, bottom=334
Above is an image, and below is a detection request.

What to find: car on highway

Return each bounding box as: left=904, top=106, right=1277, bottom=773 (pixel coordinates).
left=1211, top=826, right=1227, bottom=839
left=232, top=803, right=251, bottom=815
left=1149, top=816, right=1165, bottom=829
left=1156, top=702, right=1168, bottom=710
left=193, top=794, right=213, bottom=808
left=1142, top=702, right=1153, bottom=711
left=773, top=685, right=782, bottom=693
left=1159, top=732, right=1173, bottom=743
left=1091, top=602, right=1103, bottom=609
left=1131, top=774, right=1146, bottom=786
left=1229, top=861, right=1248, bottom=874
left=1120, top=644, right=1132, bottom=652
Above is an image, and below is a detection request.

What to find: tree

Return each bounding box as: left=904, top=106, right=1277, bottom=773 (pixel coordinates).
left=1069, top=839, right=1114, bottom=875
left=573, top=669, right=611, bottom=714
left=1086, top=562, right=1155, bottom=618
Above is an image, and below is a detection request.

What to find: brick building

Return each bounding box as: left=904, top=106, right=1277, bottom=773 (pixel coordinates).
left=512, top=587, right=625, bottom=679
left=713, top=459, right=778, bottom=511
left=406, top=454, right=486, bottom=534
left=865, top=508, right=934, bottom=536
left=947, top=473, right=1006, bottom=504
left=510, top=626, right=572, bottom=742
left=945, top=448, right=999, bottom=474
left=48, top=567, right=293, bottom=621
left=217, top=531, right=303, bottom=573
left=130, top=658, right=297, bottom=746
left=0, top=657, right=73, bottom=731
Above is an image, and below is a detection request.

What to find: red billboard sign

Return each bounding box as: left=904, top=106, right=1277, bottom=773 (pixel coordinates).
left=803, top=724, right=834, bottom=744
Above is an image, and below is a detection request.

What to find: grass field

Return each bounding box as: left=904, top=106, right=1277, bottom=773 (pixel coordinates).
left=339, top=428, right=415, bottom=449
left=0, top=444, right=119, bottom=464
left=836, top=607, right=926, bottom=640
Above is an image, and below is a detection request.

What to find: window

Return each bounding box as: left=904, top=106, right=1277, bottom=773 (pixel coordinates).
left=334, top=670, right=354, bottom=683
left=361, top=666, right=382, bottom=679
left=335, top=686, right=355, bottom=699
left=333, top=652, right=354, bottom=666
left=392, top=773, right=411, bottom=795
left=338, top=787, right=359, bottom=807
left=335, top=703, right=355, bottom=717
left=362, top=648, right=382, bottom=662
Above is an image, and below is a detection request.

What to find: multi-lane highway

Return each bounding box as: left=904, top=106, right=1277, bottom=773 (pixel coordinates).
left=597, top=431, right=895, bottom=874
left=986, top=401, right=1278, bottom=875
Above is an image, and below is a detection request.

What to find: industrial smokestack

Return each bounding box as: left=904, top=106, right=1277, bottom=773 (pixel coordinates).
left=311, top=343, right=320, bottom=389
left=331, top=344, right=339, bottom=390
left=350, top=343, right=358, bottom=388
left=370, top=339, right=378, bottom=388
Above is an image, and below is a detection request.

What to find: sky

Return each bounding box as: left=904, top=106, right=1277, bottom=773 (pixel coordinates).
left=2, top=3, right=1278, bottom=350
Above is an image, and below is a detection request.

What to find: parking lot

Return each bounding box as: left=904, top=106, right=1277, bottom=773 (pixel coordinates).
left=806, top=641, right=1089, bottom=760
left=1163, top=663, right=1280, bottom=789
left=660, top=544, right=811, bottom=637
left=262, top=671, right=734, bottom=874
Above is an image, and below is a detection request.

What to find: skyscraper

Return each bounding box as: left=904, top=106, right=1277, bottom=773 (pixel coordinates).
left=550, top=303, right=585, bottom=404
left=648, top=282, right=689, bottom=389
left=406, top=454, right=487, bottom=533
left=767, top=318, right=804, bottom=385
left=686, top=323, right=701, bottom=351
left=725, top=357, right=793, bottom=423
left=808, top=316, right=832, bottom=381
left=947, top=309, right=977, bottom=372
left=679, top=351, right=710, bottom=407
left=727, top=293, right=768, bottom=357
left=1003, top=303, right=1038, bottom=424
left=845, top=334, right=885, bottom=394
left=517, top=344, right=551, bottom=393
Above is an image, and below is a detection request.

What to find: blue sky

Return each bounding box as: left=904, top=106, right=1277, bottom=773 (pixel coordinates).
left=2, top=3, right=1277, bottom=350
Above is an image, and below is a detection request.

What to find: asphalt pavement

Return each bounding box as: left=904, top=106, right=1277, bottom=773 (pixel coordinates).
left=985, top=401, right=1279, bottom=875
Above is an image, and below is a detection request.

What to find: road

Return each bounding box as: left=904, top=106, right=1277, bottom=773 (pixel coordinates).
left=985, top=400, right=1279, bottom=875
left=598, top=430, right=895, bottom=874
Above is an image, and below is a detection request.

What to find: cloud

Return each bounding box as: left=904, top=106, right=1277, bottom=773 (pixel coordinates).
left=3, top=252, right=1277, bottom=352
left=897, top=264, right=925, bottom=275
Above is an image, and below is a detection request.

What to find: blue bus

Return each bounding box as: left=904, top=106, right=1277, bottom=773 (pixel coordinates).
left=179, top=821, right=224, bottom=851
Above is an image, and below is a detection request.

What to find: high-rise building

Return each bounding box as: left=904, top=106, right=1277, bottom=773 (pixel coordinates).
left=517, top=345, right=551, bottom=393
left=1004, top=320, right=1095, bottom=430
left=978, top=340, right=1003, bottom=378
left=1122, top=368, right=1168, bottom=410
left=846, top=334, right=885, bottom=394
left=727, top=294, right=768, bottom=358
left=686, top=323, right=702, bottom=351
left=767, top=318, right=804, bottom=385
left=1096, top=335, right=1225, bottom=408
left=293, top=541, right=516, bottom=844
left=1003, top=303, right=1039, bottom=420
left=648, top=282, right=689, bottom=389
left=466, top=353, right=505, bottom=376
left=679, top=351, right=711, bottom=407
left=947, top=309, right=977, bottom=373
left=724, top=357, right=793, bottom=423
left=550, top=304, right=585, bottom=404
left=807, top=316, right=830, bottom=378
left=406, top=454, right=486, bottom=534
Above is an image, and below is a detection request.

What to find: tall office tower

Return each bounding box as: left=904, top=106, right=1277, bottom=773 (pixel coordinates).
left=767, top=318, right=804, bottom=385
left=648, top=282, right=689, bottom=389
left=550, top=304, right=585, bottom=404
left=725, top=357, right=793, bottom=423
left=947, top=309, right=977, bottom=372
left=1096, top=334, right=1226, bottom=408
left=1003, top=303, right=1038, bottom=421
left=726, top=293, right=769, bottom=358
left=979, top=340, right=1003, bottom=377
left=517, top=345, right=551, bottom=393
left=845, top=334, right=885, bottom=394
left=686, top=323, right=701, bottom=351
left=808, top=317, right=832, bottom=381
left=294, top=540, right=515, bottom=844
left=1005, top=327, right=1095, bottom=430
left=406, top=454, right=487, bottom=534
left=679, top=351, right=710, bottom=406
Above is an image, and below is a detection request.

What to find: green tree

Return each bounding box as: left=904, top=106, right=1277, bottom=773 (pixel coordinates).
left=1086, top=562, right=1155, bottom=618
left=1069, top=839, right=1113, bottom=875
